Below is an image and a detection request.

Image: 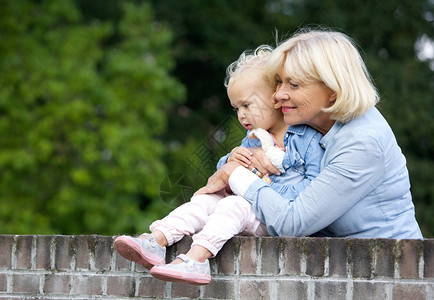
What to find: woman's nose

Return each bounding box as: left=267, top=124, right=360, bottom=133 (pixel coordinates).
left=275, top=88, right=289, bottom=102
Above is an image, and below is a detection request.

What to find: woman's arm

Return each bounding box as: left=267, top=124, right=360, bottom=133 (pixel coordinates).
left=229, top=136, right=385, bottom=236
left=194, top=161, right=243, bottom=195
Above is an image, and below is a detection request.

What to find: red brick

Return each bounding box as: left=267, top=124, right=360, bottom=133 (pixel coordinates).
left=204, top=279, right=235, bottom=299
left=328, top=238, right=347, bottom=276
left=70, top=274, right=102, bottom=295
left=54, top=235, right=73, bottom=271
left=214, top=238, right=236, bottom=275
left=374, top=238, right=395, bottom=278
left=16, top=235, right=33, bottom=270
left=171, top=281, right=201, bottom=298
left=261, top=237, right=280, bottom=274
left=281, top=238, right=302, bottom=275
left=75, top=235, right=91, bottom=270
left=277, top=280, right=307, bottom=299
left=134, top=262, right=148, bottom=273
left=162, top=235, right=193, bottom=264
left=393, top=283, right=427, bottom=300
left=0, top=235, right=13, bottom=269
left=138, top=276, right=166, bottom=298
left=353, top=281, right=388, bottom=299
left=35, top=235, right=52, bottom=270
left=240, top=280, right=270, bottom=300
left=94, top=235, right=113, bottom=271
left=0, top=274, right=7, bottom=292
left=305, top=237, right=326, bottom=277
left=165, top=239, right=178, bottom=262
left=43, top=274, right=71, bottom=294
left=315, top=281, right=347, bottom=299
left=239, top=236, right=258, bottom=274
left=398, top=239, right=421, bottom=279
left=106, top=275, right=135, bottom=297
left=12, top=273, right=39, bottom=293
left=424, top=239, right=434, bottom=278
left=174, top=236, right=192, bottom=256
left=114, top=251, right=131, bottom=271
left=348, top=239, right=374, bottom=278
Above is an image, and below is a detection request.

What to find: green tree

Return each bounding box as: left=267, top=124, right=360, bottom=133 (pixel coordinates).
left=0, top=0, right=184, bottom=234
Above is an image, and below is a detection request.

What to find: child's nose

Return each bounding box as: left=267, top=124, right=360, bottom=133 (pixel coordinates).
left=237, top=110, right=245, bottom=118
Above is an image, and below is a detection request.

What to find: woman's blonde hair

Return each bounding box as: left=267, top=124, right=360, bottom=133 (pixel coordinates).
left=224, top=44, right=274, bottom=88
left=266, top=28, right=379, bottom=123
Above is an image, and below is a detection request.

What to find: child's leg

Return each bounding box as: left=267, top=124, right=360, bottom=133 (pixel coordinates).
left=115, top=190, right=228, bottom=269
left=191, top=194, right=268, bottom=256
left=149, top=190, right=228, bottom=246
left=150, top=195, right=266, bottom=285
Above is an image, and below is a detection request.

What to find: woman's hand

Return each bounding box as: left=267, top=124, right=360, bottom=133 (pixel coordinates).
left=194, top=161, right=241, bottom=195
left=250, top=148, right=281, bottom=176
left=227, top=146, right=252, bottom=168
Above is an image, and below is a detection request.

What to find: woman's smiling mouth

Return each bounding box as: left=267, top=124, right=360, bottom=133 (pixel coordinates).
left=282, top=106, right=296, bottom=113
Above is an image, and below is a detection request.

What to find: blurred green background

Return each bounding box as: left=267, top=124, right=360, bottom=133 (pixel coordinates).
left=0, top=0, right=432, bottom=237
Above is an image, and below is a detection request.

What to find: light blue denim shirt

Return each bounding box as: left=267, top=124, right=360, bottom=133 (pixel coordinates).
left=217, top=125, right=324, bottom=200
left=229, top=107, right=423, bottom=239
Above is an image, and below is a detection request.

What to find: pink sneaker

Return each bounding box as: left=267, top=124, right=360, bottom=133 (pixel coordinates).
left=150, top=254, right=212, bottom=285
left=114, top=234, right=166, bottom=269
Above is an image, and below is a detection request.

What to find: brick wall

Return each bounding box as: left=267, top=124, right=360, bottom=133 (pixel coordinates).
left=0, top=235, right=432, bottom=299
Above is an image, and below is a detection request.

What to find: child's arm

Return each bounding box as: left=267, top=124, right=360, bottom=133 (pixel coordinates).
left=248, top=129, right=285, bottom=174
left=216, top=132, right=262, bottom=170
left=227, top=146, right=253, bottom=168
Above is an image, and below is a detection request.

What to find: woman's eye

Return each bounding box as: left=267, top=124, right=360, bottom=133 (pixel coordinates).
left=275, top=79, right=282, bottom=85
left=290, top=82, right=299, bottom=88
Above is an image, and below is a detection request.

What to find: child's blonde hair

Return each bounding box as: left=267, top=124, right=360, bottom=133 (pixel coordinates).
left=266, top=28, right=379, bottom=123
left=224, top=45, right=274, bottom=89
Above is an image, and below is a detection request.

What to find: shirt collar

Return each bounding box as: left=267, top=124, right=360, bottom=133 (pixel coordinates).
left=320, top=121, right=343, bottom=149
left=286, top=124, right=308, bottom=136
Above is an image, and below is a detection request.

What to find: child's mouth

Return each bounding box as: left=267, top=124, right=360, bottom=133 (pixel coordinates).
left=243, top=123, right=252, bottom=130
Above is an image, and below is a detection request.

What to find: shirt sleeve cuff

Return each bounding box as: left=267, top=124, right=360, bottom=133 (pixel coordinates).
left=228, top=166, right=259, bottom=197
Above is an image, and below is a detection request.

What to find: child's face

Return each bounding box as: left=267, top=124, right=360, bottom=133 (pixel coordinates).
left=228, top=69, right=280, bottom=131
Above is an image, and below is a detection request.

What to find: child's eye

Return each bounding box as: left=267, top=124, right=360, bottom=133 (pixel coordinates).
left=290, top=82, right=299, bottom=88
left=275, top=78, right=282, bottom=85
left=242, top=103, right=249, bottom=108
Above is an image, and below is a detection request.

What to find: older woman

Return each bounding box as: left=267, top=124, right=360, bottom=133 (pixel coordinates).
left=196, top=28, right=422, bottom=239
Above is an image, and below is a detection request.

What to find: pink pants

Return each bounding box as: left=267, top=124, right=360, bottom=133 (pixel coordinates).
left=149, top=190, right=268, bottom=256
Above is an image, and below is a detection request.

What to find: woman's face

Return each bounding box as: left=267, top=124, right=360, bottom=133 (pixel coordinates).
left=274, top=68, right=336, bottom=135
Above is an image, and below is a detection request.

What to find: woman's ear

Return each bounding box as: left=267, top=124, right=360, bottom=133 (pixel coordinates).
left=328, top=89, right=337, bottom=103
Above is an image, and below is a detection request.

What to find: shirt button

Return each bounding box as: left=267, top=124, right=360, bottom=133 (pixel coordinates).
left=320, top=143, right=325, bottom=149
left=284, top=164, right=289, bottom=168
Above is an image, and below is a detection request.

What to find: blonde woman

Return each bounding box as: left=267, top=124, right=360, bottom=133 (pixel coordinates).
left=196, top=28, right=422, bottom=239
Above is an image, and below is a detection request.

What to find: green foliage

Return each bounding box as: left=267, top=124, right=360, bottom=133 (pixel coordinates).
left=0, top=0, right=184, bottom=234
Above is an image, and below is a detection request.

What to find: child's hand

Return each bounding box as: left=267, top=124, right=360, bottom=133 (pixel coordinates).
left=250, top=148, right=281, bottom=176
left=227, top=147, right=253, bottom=168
